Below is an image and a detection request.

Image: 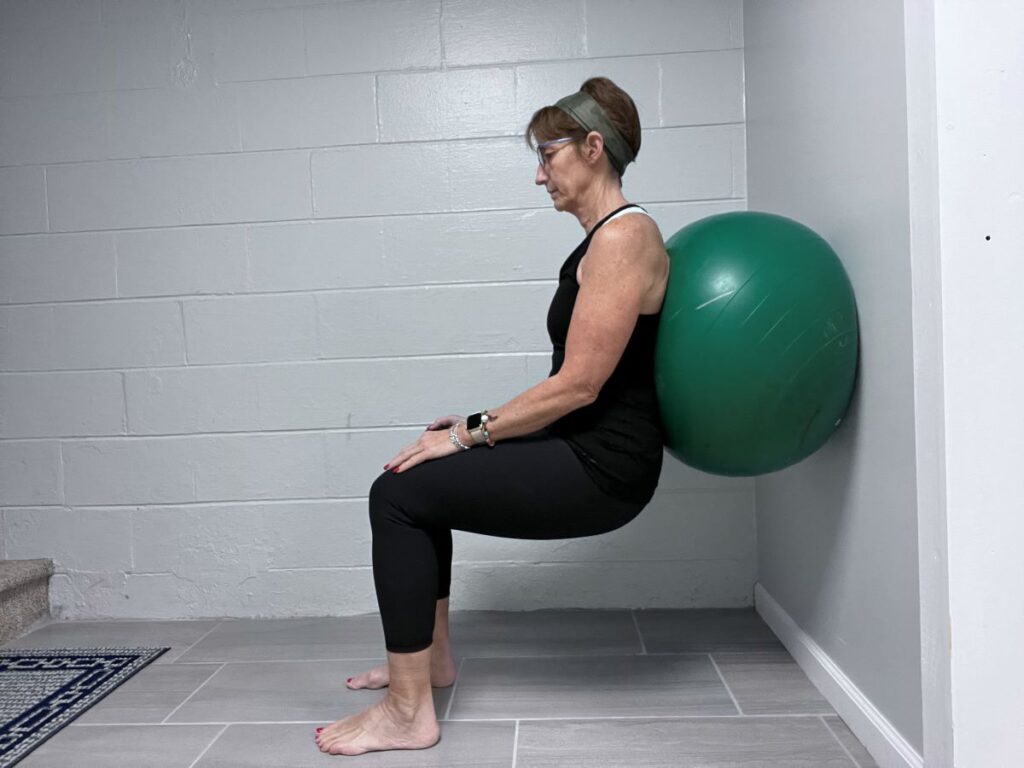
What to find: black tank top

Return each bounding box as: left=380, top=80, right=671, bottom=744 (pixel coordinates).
left=543, top=203, right=665, bottom=505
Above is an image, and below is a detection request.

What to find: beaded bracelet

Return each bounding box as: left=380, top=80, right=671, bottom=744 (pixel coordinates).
left=449, top=420, right=496, bottom=450
left=449, top=423, right=472, bottom=451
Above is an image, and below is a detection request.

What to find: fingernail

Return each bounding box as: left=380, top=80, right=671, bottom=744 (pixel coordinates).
left=346, top=677, right=352, bottom=683
left=316, top=727, right=324, bottom=733
left=383, top=464, right=390, bottom=469
left=391, top=467, right=398, bottom=473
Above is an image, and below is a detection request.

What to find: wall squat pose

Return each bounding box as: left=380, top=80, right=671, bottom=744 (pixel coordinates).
left=316, top=76, right=670, bottom=757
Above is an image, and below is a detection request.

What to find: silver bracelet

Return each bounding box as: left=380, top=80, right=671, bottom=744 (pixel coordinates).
left=449, top=422, right=472, bottom=451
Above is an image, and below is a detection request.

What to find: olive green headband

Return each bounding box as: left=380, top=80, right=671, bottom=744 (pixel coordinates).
left=554, top=90, right=635, bottom=176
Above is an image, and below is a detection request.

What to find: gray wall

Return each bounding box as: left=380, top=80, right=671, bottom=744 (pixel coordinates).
left=0, top=0, right=755, bottom=619
left=743, top=0, right=922, bottom=755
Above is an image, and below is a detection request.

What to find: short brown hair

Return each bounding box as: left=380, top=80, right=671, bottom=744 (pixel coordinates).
left=524, top=76, right=642, bottom=177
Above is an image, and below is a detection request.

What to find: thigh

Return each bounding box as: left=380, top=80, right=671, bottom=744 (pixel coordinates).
left=370, top=433, right=643, bottom=540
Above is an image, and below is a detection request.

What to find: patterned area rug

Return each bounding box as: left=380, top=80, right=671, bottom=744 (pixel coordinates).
left=0, top=647, right=168, bottom=767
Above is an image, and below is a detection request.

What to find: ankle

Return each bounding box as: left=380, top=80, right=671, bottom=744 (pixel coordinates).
left=384, top=690, right=435, bottom=723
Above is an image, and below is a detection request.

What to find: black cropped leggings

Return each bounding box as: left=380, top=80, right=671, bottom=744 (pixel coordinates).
left=368, top=430, right=648, bottom=653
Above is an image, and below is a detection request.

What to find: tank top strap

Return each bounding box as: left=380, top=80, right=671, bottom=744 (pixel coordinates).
left=599, top=203, right=650, bottom=228
left=585, top=203, right=649, bottom=240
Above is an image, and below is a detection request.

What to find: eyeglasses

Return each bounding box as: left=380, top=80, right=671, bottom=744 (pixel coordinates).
left=536, top=137, right=577, bottom=168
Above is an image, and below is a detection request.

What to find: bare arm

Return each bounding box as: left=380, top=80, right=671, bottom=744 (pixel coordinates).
left=457, top=215, right=662, bottom=447
left=455, top=373, right=595, bottom=445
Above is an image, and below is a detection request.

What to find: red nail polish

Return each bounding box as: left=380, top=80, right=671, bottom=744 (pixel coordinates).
left=383, top=464, right=389, bottom=469
left=346, top=677, right=352, bottom=683
left=316, top=727, right=324, bottom=733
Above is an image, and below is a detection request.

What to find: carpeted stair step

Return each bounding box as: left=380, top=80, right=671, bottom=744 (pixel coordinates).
left=0, top=559, right=54, bottom=644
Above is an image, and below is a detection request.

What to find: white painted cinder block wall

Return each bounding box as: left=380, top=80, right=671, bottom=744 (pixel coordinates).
left=0, top=0, right=754, bottom=619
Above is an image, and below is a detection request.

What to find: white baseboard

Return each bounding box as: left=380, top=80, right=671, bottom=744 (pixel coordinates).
left=754, top=582, right=923, bottom=768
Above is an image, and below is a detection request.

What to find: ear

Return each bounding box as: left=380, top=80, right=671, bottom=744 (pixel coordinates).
left=582, top=130, right=605, bottom=165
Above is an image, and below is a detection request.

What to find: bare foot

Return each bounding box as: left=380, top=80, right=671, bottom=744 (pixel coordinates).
left=315, top=695, right=440, bottom=756
left=347, top=649, right=457, bottom=690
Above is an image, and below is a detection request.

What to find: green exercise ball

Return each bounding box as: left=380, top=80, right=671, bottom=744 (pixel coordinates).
left=654, top=211, right=859, bottom=476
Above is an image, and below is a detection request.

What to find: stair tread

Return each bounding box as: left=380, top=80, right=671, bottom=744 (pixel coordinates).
left=0, top=559, right=55, bottom=594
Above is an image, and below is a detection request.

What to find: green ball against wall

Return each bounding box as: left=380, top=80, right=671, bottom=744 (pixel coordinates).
left=654, top=211, right=859, bottom=476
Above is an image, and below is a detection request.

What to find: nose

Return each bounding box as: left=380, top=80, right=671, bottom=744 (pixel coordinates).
left=535, top=163, right=547, bottom=185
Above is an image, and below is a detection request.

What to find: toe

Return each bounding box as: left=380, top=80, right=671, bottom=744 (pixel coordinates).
left=329, top=741, right=363, bottom=756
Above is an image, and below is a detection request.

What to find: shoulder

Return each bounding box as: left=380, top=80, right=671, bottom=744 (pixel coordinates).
left=586, top=212, right=666, bottom=272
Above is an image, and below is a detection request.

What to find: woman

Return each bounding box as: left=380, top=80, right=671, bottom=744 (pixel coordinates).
left=316, top=76, right=670, bottom=756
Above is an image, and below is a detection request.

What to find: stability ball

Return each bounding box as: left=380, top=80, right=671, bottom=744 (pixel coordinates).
left=654, top=211, right=859, bottom=476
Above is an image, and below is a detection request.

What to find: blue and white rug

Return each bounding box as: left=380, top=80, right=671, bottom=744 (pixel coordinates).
left=0, top=647, right=168, bottom=767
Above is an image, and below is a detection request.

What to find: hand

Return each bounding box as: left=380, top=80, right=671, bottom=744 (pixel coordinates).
left=424, top=414, right=465, bottom=432
left=384, top=416, right=467, bottom=474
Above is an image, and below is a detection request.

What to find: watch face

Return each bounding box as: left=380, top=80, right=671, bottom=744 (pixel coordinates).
left=466, top=413, right=482, bottom=430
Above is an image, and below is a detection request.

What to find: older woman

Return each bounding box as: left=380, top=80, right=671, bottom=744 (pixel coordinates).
left=316, top=76, right=670, bottom=756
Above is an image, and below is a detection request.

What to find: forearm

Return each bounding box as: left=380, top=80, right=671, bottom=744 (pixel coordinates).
left=457, top=373, right=594, bottom=446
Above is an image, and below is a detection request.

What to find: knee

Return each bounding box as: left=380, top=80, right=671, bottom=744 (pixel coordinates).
left=369, top=469, right=392, bottom=499
left=369, top=470, right=401, bottom=525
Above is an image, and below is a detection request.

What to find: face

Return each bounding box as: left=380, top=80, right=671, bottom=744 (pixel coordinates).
left=534, top=135, right=583, bottom=210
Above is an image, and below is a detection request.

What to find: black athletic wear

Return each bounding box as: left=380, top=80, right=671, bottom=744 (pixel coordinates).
left=369, top=434, right=646, bottom=652
left=544, top=203, right=665, bottom=504
left=368, top=203, right=665, bottom=653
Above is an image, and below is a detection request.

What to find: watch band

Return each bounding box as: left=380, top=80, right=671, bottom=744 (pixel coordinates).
left=466, top=410, right=496, bottom=447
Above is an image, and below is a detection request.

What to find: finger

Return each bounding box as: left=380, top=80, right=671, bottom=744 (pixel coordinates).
left=385, top=453, right=409, bottom=469
left=384, top=451, right=409, bottom=469
left=392, top=456, right=422, bottom=473
left=397, top=436, right=460, bottom=471
left=386, top=442, right=424, bottom=469
left=392, top=435, right=450, bottom=472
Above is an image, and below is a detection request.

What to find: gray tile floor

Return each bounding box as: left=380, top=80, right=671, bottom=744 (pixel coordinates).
left=4, top=608, right=879, bottom=767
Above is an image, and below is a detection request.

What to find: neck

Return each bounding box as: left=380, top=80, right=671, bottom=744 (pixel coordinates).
left=572, top=174, right=627, bottom=234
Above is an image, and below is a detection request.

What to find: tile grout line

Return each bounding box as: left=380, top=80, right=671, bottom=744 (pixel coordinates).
left=63, top=650, right=766, bottom=668
left=160, top=662, right=227, bottom=724
left=186, top=723, right=229, bottom=768
left=442, top=657, right=466, bottom=721
left=630, top=610, right=647, bottom=654
left=70, top=713, right=848, bottom=727
left=168, top=656, right=390, bottom=666
left=707, top=653, right=744, bottom=715
left=511, top=719, right=519, bottom=767
left=456, top=651, right=711, bottom=660
left=448, top=713, right=836, bottom=722
left=819, top=714, right=864, bottom=768
left=172, top=620, right=226, bottom=663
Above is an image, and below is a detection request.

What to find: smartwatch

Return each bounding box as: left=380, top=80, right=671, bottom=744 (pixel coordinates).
left=465, top=410, right=493, bottom=445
